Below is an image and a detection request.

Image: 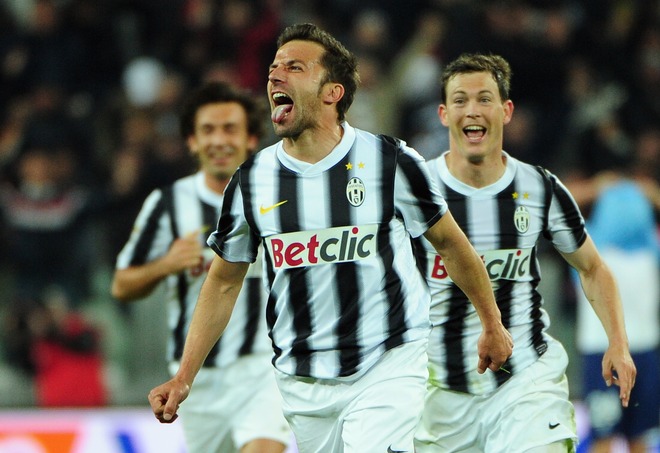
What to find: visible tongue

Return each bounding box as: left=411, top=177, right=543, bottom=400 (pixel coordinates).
left=272, top=104, right=293, bottom=124
left=466, top=130, right=485, bottom=140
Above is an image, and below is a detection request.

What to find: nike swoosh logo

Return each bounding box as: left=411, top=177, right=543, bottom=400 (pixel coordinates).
left=387, top=447, right=408, bottom=453
left=259, top=200, right=288, bottom=215
left=549, top=422, right=560, bottom=429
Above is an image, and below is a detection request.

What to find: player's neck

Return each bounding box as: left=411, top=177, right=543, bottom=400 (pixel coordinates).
left=446, top=150, right=507, bottom=189
left=205, top=172, right=230, bottom=195
left=282, top=122, right=344, bottom=164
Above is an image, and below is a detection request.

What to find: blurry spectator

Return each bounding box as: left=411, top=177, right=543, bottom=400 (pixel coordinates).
left=345, top=53, right=397, bottom=136
left=346, top=8, right=394, bottom=66
left=60, top=0, right=123, bottom=102
left=630, top=127, right=660, bottom=209
left=21, top=0, right=87, bottom=94
left=620, top=23, right=660, bottom=136
left=22, top=83, right=96, bottom=174
left=0, top=145, right=96, bottom=307
left=192, top=0, right=281, bottom=93
left=227, top=0, right=282, bottom=93
left=573, top=181, right=660, bottom=453
left=389, top=9, right=448, bottom=159
left=29, top=288, right=107, bottom=407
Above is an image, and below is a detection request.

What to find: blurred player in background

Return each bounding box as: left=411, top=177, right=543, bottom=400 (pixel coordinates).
left=112, top=81, right=289, bottom=453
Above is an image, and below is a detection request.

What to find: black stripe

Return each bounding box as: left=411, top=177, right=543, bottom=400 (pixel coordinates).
left=161, top=187, right=189, bottom=362
left=277, top=167, right=313, bottom=377
left=444, top=289, right=470, bottom=393
left=549, top=172, right=587, bottom=247
left=443, top=186, right=470, bottom=392
left=376, top=137, right=407, bottom=351
left=381, top=135, right=442, bottom=224
left=213, top=173, right=241, bottom=254
left=498, top=180, right=518, bottom=249
left=329, top=150, right=361, bottom=376
left=238, top=167, right=258, bottom=235
left=535, top=167, right=553, bottom=238
left=266, top=290, right=280, bottom=365
left=129, top=196, right=166, bottom=266
left=528, top=246, right=547, bottom=357
left=492, top=177, right=517, bottom=384
left=411, top=237, right=428, bottom=277
left=238, top=277, right=261, bottom=356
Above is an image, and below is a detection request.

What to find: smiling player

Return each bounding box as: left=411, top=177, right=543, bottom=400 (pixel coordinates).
left=413, top=53, right=636, bottom=453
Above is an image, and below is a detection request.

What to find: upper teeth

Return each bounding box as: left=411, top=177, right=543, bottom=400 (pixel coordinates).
left=273, top=93, right=288, bottom=100
left=464, top=125, right=483, bottom=131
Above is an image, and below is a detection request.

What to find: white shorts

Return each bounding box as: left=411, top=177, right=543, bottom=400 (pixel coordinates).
left=275, top=339, right=428, bottom=453
left=415, top=338, right=577, bottom=453
left=170, top=352, right=291, bottom=453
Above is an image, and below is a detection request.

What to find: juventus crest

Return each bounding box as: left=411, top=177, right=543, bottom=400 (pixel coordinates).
left=514, top=205, right=530, bottom=233
left=346, top=177, right=365, bottom=207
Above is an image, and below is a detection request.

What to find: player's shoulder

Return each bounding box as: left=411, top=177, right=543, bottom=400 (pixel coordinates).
left=168, top=173, right=199, bottom=197
left=240, top=142, right=279, bottom=172
left=506, top=153, right=555, bottom=182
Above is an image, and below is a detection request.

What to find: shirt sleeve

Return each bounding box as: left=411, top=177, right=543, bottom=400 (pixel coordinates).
left=115, top=189, right=174, bottom=269
left=544, top=170, right=587, bottom=254
left=207, top=170, right=259, bottom=263
left=393, top=143, right=448, bottom=238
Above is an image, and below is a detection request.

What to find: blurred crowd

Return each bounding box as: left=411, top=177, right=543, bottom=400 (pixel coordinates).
left=0, top=0, right=659, bottom=407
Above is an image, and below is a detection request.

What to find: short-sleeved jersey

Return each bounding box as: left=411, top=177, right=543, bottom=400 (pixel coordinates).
left=208, top=123, right=447, bottom=380
left=115, top=172, right=271, bottom=369
left=415, top=151, right=587, bottom=395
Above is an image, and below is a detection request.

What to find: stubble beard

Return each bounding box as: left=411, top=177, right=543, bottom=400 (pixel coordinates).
left=273, top=109, right=317, bottom=140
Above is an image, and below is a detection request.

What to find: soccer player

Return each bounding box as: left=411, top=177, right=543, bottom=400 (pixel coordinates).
left=147, top=24, right=512, bottom=453
left=112, top=82, right=290, bottom=453
left=413, top=53, right=637, bottom=452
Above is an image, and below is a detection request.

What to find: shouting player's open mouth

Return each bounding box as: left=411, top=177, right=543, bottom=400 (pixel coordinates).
left=464, top=125, right=486, bottom=143
left=272, top=92, right=293, bottom=124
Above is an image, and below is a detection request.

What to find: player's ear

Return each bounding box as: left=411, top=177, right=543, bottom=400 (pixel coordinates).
left=323, top=83, right=344, bottom=105
left=438, top=104, right=449, bottom=127
left=502, top=100, right=514, bottom=125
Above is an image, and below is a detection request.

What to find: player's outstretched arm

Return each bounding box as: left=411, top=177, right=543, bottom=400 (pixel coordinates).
left=560, top=236, right=636, bottom=407
left=147, top=256, right=249, bottom=422
left=424, top=212, right=513, bottom=373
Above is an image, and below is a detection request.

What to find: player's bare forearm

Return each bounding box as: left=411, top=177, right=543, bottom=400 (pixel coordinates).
left=148, top=256, right=248, bottom=423
left=561, top=236, right=636, bottom=406
left=111, top=261, right=170, bottom=302
left=176, top=256, right=247, bottom=384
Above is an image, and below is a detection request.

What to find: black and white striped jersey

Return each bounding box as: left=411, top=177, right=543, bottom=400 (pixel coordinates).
left=415, top=151, right=587, bottom=395
left=208, top=123, right=447, bottom=380
left=115, top=172, right=271, bottom=369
